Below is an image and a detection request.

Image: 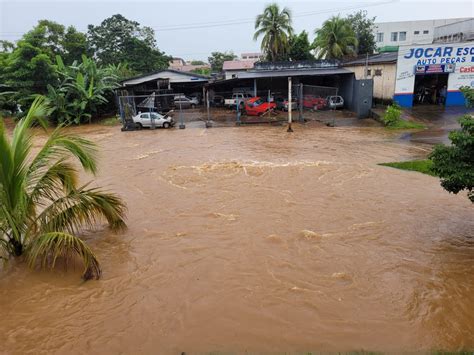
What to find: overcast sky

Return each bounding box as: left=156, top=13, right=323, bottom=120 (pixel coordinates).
left=0, top=0, right=472, bottom=61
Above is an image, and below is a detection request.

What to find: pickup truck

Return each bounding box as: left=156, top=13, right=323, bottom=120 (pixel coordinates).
left=224, top=93, right=251, bottom=109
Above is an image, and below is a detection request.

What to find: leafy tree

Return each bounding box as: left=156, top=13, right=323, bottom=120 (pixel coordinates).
left=87, top=14, right=170, bottom=74
left=347, top=10, right=376, bottom=55
left=191, top=67, right=211, bottom=76
left=0, top=96, right=126, bottom=279
left=288, top=31, right=314, bottom=61
left=430, top=87, right=474, bottom=202
left=254, top=3, right=293, bottom=62
left=191, top=60, right=206, bottom=65
left=313, top=16, right=358, bottom=59
left=208, top=51, right=237, bottom=72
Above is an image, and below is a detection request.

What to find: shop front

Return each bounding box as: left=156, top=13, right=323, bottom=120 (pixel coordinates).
left=394, top=42, right=474, bottom=107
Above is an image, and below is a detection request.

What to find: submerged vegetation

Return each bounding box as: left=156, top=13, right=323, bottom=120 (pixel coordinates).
left=0, top=97, right=126, bottom=279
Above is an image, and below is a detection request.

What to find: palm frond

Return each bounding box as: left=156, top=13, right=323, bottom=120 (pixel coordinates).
left=26, top=232, right=101, bottom=280
left=37, top=185, right=127, bottom=235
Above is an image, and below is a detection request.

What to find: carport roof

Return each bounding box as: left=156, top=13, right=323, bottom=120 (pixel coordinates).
left=235, top=67, right=353, bottom=79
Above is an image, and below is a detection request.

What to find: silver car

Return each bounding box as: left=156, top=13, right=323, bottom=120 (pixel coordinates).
left=326, top=96, right=344, bottom=109
left=174, top=95, right=199, bottom=109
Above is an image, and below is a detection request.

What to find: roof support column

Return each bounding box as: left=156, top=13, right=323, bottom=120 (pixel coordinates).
left=253, top=78, right=257, bottom=97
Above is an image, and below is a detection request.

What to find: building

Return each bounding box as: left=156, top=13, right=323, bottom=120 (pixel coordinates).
left=433, top=18, right=474, bottom=43
left=222, top=60, right=257, bottom=80
left=343, top=52, right=398, bottom=102
left=168, top=57, right=210, bottom=73
left=393, top=41, right=474, bottom=107
left=120, top=69, right=209, bottom=96
left=374, top=18, right=469, bottom=50
left=241, top=52, right=263, bottom=60
left=209, top=60, right=373, bottom=118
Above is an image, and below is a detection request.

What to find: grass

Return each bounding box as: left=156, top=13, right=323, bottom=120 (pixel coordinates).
left=379, top=159, right=437, bottom=176
left=99, top=116, right=120, bottom=126
left=385, top=119, right=426, bottom=130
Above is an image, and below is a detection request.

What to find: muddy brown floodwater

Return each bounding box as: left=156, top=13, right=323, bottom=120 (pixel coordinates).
left=0, top=121, right=473, bottom=354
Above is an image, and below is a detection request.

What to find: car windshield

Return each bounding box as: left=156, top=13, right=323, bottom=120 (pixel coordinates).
left=253, top=99, right=264, bottom=105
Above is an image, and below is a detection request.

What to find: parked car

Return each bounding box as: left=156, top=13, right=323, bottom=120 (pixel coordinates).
left=326, top=95, right=344, bottom=109
left=274, top=96, right=298, bottom=111
left=212, top=95, right=225, bottom=107
left=303, top=95, right=327, bottom=110
left=174, top=95, right=199, bottom=109
left=243, top=97, right=277, bottom=116
left=224, top=93, right=251, bottom=109
left=133, top=111, right=175, bottom=129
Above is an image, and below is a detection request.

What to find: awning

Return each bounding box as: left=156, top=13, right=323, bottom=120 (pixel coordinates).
left=236, top=67, right=353, bottom=79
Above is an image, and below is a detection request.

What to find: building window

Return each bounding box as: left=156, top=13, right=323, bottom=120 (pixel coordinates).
left=367, top=69, right=372, bottom=76
left=376, top=32, right=384, bottom=42
left=391, top=32, right=398, bottom=41
left=414, top=30, right=420, bottom=35
left=423, top=30, right=429, bottom=34
left=399, top=31, right=407, bottom=41
left=374, top=69, right=383, bottom=76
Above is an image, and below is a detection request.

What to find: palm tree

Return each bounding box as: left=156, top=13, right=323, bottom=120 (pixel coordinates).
left=313, top=16, right=358, bottom=59
left=254, top=3, right=293, bottom=62
left=0, top=96, right=126, bottom=280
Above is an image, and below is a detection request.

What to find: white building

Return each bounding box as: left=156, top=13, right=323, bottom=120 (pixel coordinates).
left=374, top=18, right=470, bottom=49
left=433, top=18, right=474, bottom=43
left=240, top=52, right=262, bottom=60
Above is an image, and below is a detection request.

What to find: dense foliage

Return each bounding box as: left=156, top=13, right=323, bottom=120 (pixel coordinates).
left=0, top=97, right=126, bottom=279
left=382, top=104, right=425, bottom=129
left=347, top=11, right=377, bottom=55
left=0, top=15, right=171, bottom=123
left=87, top=14, right=170, bottom=74
left=430, top=88, right=474, bottom=202
left=208, top=51, right=237, bottom=72
left=254, top=3, right=293, bottom=62
left=313, top=16, right=358, bottom=59
left=287, top=31, right=314, bottom=61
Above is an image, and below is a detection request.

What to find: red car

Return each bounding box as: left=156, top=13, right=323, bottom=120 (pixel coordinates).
left=244, top=97, right=277, bottom=116
left=302, top=95, right=327, bottom=110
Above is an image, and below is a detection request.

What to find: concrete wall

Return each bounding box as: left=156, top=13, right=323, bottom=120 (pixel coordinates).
left=344, top=63, right=396, bottom=101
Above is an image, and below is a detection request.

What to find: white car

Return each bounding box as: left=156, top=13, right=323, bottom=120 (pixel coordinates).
left=133, top=112, right=175, bottom=129
left=326, top=95, right=344, bottom=109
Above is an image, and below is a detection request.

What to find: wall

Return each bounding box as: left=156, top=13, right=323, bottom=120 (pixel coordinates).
left=374, top=18, right=468, bottom=48
left=394, top=42, right=474, bottom=107
left=344, top=63, right=396, bottom=100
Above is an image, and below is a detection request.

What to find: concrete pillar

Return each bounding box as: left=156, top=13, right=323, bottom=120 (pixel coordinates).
left=253, top=79, right=257, bottom=97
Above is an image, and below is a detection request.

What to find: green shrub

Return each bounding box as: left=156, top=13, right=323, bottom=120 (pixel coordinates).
left=379, top=159, right=436, bottom=176
left=381, top=103, right=425, bottom=130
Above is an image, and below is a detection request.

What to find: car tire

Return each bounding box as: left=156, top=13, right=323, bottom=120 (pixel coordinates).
left=163, top=122, right=170, bottom=129
left=135, top=123, right=143, bottom=130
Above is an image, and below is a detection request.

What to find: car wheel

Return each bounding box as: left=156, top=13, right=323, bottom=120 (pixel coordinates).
left=135, top=123, right=143, bottom=130
left=163, top=122, right=170, bottom=129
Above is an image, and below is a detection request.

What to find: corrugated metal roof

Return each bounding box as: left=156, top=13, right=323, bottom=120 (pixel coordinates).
left=236, top=67, right=353, bottom=79
left=121, top=69, right=209, bottom=86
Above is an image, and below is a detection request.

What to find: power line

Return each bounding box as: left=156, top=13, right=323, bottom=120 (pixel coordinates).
left=0, top=0, right=397, bottom=37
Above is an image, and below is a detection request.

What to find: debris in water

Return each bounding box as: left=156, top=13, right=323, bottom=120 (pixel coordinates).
left=298, top=230, right=322, bottom=241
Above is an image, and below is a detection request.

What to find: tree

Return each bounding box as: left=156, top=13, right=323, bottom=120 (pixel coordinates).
left=288, top=31, right=314, bottom=61
left=313, top=16, right=358, bottom=59
left=191, top=67, right=211, bottom=76
left=254, top=3, right=293, bottom=62
left=0, top=96, right=126, bottom=279
left=87, top=14, right=170, bottom=74
left=430, top=87, right=474, bottom=202
left=347, top=10, right=376, bottom=55
left=191, top=60, right=205, bottom=65
left=208, top=51, right=237, bottom=72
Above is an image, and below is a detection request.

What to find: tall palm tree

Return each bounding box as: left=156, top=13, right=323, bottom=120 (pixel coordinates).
left=254, top=3, right=293, bottom=62
left=313, top=16, right=358, bottom=59
left=0, top=96, right=126, bottom=280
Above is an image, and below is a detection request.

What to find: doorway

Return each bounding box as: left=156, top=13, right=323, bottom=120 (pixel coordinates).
left=413, top=73, right=448, bottom=105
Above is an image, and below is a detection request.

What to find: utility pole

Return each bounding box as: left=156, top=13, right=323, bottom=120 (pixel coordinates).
left=287, top=76, right=293, bottom=132
left=364, top=52, right=369, bottom=79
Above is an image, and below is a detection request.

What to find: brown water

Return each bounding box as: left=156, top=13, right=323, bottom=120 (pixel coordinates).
left=1, top=122, right=473, bottom=354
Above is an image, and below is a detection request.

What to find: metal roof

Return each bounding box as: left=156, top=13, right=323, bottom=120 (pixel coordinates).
left=121, top=69, right=209, bottom=86
left=235, top=67, right=353, bottom=79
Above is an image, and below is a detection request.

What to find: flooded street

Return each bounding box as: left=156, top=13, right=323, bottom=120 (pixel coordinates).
left=0, top=121, right=473, bottom=354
